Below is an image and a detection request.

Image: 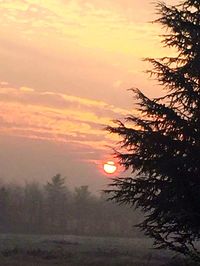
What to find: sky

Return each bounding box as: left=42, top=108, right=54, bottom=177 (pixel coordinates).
left=0, top=0, right=177, bottom=192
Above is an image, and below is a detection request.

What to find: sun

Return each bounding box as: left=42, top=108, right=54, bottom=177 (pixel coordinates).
left=103, top=161, right=117, bottom=174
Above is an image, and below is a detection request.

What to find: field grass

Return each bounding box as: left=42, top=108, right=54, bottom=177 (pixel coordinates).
left=0, top=234, right=188, bottom=266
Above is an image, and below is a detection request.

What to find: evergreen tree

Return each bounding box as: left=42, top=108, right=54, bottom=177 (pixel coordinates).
left=45, top=174, right=68, bottom=232
left=45, top=174, right=66, bottom=197
left=106, top=0, right=200, bottom=261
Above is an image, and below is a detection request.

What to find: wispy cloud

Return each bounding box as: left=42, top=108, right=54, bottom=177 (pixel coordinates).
left=0, top=84, right=129, bottom=153
left=0, top=0, right=163, bottom=57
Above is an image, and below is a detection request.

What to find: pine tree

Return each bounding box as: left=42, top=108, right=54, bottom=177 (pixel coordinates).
left=106, top=0, right=200, bottom=261
left=45, top=174, right=68, bottom=232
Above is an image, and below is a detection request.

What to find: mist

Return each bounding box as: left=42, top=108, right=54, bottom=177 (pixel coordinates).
left=0, top=174, right=142, bottom=237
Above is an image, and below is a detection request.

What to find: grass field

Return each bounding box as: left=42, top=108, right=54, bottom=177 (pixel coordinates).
left=0, top=234, right=186, bottom=266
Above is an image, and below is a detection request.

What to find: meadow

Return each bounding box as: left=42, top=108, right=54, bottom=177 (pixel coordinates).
left=0, top=179, right=197, bottom=265
left=0, top=234, right=185, bottom=266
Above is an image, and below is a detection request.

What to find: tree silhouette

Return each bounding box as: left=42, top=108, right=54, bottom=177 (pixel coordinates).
left=45, top=174, right=66, bottom=196
left=45, top=174, right=68, bottom=232
left=106, top=0, right=200, bottom=261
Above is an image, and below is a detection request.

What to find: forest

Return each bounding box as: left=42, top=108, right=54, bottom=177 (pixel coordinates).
left=0, top=174, right=142, bottom=237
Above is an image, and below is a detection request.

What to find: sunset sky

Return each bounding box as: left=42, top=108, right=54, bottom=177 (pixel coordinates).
left=0, top=0, right=177, bottom=192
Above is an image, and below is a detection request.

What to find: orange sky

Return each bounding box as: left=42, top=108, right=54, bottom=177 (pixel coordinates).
left=0, top=0, right=178, bottom=191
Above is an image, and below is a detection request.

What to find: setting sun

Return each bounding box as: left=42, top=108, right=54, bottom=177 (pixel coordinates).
left=103, top=161, right=117, bottom=174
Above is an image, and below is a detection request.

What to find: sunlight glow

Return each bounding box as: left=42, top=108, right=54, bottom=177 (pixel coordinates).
left=103, top=161, right=117, bottom=174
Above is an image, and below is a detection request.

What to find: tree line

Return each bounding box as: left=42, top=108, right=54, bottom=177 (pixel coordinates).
left=0, top=174, right=142, bottom=237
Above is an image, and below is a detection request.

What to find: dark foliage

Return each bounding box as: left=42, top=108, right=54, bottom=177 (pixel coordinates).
left=106, top=0, right=200, bottom=261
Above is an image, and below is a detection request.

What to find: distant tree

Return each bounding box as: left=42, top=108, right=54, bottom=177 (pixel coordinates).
left=74, top=185, right=91, bottom=202
left=106, top=0, right=200, bottom=261
left=0, top=187, right=9, bottom=231
left=23, top=182, right=44, bottom=232
left=45, top=174, right=69, bottom=232
left=0, top=179, right=143, bottom=237
left=7, top=184, right=25, bottom=232
left=45, top=174, right=66, bottom=197
left=73, top=185, right=93, bottom=234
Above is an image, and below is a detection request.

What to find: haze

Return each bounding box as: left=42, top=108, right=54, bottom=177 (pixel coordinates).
left=0, top=0, right=177, bottom=192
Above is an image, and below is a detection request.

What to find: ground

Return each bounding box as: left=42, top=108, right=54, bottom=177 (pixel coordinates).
left=0, top=234, right=185, bottom=266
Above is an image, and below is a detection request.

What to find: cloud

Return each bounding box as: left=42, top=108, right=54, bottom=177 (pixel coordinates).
left=0, top=0, right=163, bottom=57
left=0, top=84, right=129, bottom=154
left=0, top=0, right=174, bottom=114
